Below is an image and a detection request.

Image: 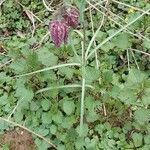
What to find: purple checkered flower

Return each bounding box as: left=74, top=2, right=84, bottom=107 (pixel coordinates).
left=49, top=20, right=69, bottom=47
left=62, top=7, right=80, bottom=28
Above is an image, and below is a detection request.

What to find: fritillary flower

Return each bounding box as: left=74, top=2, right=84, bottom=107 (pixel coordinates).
left=62, top=7, right=80, bottom=28
left=49, top=20, right=69, bottom=47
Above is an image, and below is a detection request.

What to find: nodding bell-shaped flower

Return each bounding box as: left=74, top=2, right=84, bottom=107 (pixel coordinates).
left=49, top=20, right=69, bottom=47
left=62, top=7, right=80, bottom=28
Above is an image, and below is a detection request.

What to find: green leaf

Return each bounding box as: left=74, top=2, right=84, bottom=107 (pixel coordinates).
left=6, top=0, right=13, bottom=7
left=85, top=66, right=100, bottom=83
left=0, top=93, right=8, bottom=106
left=85, top=137, right=98, bottom=149
left=57, top=145, right=66, bottom=150
left=37, top=47, right=58, bottom=66
left=138, top=145, right=150, bottom=150
left=111, top=85, right=121, bottom=99
left=52, top=111, right=63, bottom=124
left=41, top=112, right=52, bottom=124
left=101, top=41, right=115, bottom=52
left=113, top=33, right=131, bottom=50
left=76, top=124, right=89, bottom=137
left=15, top=85, right=34, bottom=102
left=2, top=144, right=9, bottom=150
left=14, top=110, right=23, bottom=122
left=9, top=59, right=27, bottom=73
left=142, top=88, right=150, bottom=106
left=36, top=127, right=49, bottom=136
left=0, top=73, right=12, bottom=84
left=30, top=101, right=40, bottom=111
left=127, top=69, right=146, bottom=85
left=63, top=100, right=75, bottom=115
left=132, top=132, right=143, bottom=147
left=134, top=108, right=150, bottom=125
left=35, top=138, right=50, bottom=150
left=107, top=139, right=116, bottom=148
left=144, top=134, right=150, bottom=145
left=50, top=124, right=57, bottom=134
left=103, top=70, right=113, bottom=83
left=59, top=68, right=74, bottom=79
left=0, top=120, right=9, bottom=131
left=26, top=52, right=39, bottom=71
left=41, top=99, right=51, bottom=111
left=75, top=138, right=85, bottom=149
left=85, top=96, right=101, bottom=122
left=61, top=116, right=76, bottom=128
left=142, top=39, right=150, bottom=49
left=118, top=88, right=136, bottom=105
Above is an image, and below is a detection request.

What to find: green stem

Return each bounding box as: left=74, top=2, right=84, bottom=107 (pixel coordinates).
left=80, top=66, right=86, bottom=136
left=79, top=0, right=86, bottom=136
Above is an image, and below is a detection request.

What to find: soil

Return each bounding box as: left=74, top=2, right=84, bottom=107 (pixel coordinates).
left=0, top=128, right=36, bottom=150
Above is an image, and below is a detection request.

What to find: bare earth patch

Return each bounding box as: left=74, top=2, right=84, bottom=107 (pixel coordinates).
left=0, top=128, right=36, bottom=150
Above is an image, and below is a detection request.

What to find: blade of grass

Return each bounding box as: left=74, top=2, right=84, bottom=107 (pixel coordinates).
left=36, top=84, right=94, bottom=94
left=15, top=63, right=81, bottom=78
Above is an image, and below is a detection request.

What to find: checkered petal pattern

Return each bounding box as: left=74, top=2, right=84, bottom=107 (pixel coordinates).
left=62, top=7, right=79, bottom=28
left=49, top=20, right=69, bottom=47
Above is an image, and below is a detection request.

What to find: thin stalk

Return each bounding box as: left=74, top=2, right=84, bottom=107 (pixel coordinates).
left=130, top=49, right=140, bottom=70
left=130, top=48, right=150, bottom=56
left=89, top=6, right=99, bottom=69
left=85, top=0, right=109, bottom=59
left=80, top=77, right=85, bottom=136
left=42, top=0, right=54, bottom=12
left=79, top=1, right=86, bottom=136
left=127, top=49, right=130, bottom=71
left=85, top=14, right=105, bottom=58
left=69, top=31, right=82, bottom=63
left=80, top=45, right=86, bottom=136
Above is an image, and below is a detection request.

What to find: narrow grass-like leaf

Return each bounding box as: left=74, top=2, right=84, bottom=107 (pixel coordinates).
left=15, top=63, right=81, bottom=77
left=35, top=84, right=94, bottom=94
